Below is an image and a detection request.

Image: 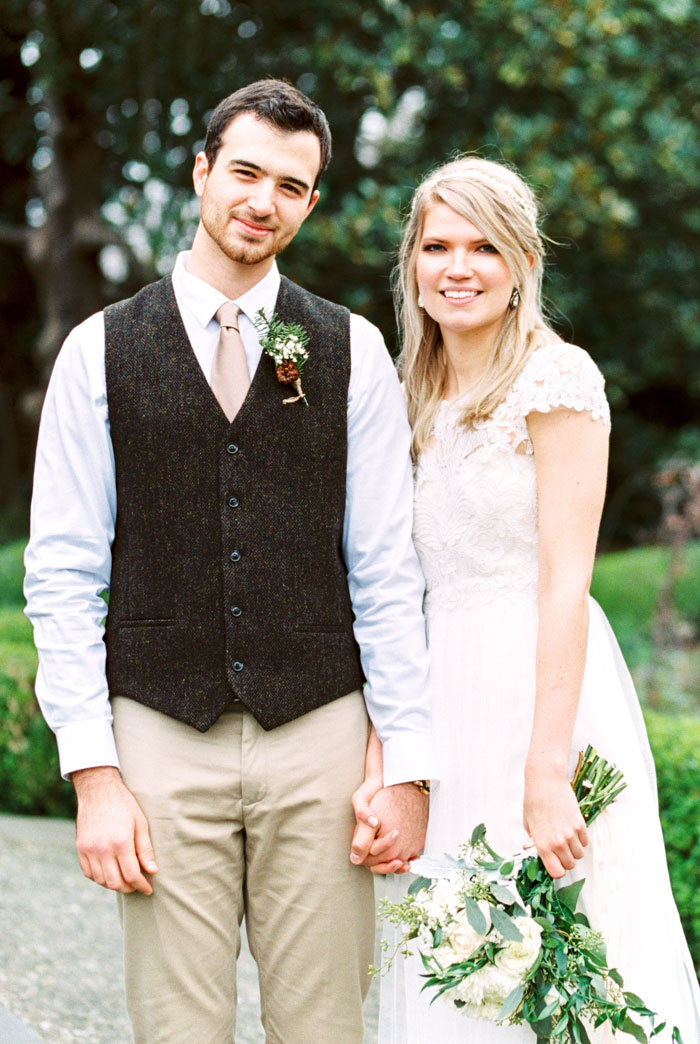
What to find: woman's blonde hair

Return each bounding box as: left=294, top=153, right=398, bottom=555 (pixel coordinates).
left=396, top=156, right=559, bottom=457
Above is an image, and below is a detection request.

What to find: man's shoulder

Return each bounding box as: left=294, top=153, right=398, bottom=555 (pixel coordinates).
left=278, top=275, right=348, bottom=322
left=104, top=276, right=174, bottom=322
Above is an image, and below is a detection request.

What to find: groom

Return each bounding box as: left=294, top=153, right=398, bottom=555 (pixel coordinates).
left=24, top=80, right=431, bottom=1043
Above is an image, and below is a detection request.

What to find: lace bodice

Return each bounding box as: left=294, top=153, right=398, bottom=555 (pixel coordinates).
left=413, top=342, right=611, bottom=613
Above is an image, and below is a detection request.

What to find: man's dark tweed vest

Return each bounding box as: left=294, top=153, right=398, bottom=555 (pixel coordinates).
left=103, top=275, right=365, bottom=731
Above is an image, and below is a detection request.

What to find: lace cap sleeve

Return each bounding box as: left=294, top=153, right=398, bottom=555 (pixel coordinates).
left=514, top=342, right=611, bottom=428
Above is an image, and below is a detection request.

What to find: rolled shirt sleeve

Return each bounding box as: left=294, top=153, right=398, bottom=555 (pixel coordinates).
left=344, top=315, right=433, bottom=786
left=24, top=312, right=119, bottom=778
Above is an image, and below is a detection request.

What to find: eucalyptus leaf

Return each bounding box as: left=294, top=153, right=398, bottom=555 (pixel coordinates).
left=498, top=983, right=524, bottom=1021
left=619, top=1016, right=649, bottom=1043
left=574, top=1019, right=592, bottom=1044
left=491, top=883, right=517, bottom=905
left=554, top=946, right=568, bottom=975
left=526, top=858, right=540, bottom=882
left=490, top=905, right=524, bottom=942
left=410, top=853, right=464, bottom=878
left=538, top=998, right=562, bottom=1019
left=555, top=878, right=585, bottom=911
left=464, top=897, right=488, bottom=936
left=407, top=876, right=432, bottom=895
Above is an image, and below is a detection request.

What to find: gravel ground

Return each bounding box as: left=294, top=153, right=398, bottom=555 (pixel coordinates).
left=0, top=815, right=379, bottom=1044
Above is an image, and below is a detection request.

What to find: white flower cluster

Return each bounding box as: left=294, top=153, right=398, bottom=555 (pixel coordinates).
left=412, top=873, right=542, bottom=1024
left=270, top=335, right=309, bottom=367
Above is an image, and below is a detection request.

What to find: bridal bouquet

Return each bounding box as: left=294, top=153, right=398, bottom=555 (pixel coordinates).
left=375, top=747, right=683, bottom=1043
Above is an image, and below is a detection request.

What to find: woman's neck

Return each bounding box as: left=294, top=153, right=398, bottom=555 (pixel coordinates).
left=441, top=332, right=494, bottom=401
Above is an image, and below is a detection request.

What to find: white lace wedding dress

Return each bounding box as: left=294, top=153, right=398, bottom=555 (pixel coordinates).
left=378, top=342, right=700, bottom=1043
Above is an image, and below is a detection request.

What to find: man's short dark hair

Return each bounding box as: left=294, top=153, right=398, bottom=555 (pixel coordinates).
left=204, top=79, right=332, bottom=193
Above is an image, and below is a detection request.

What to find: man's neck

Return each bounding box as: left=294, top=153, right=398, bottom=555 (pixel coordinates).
left=187, top=230, right=274, bottom=300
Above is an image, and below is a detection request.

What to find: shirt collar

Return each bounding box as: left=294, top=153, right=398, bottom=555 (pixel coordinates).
left=172, top=251, right=281, bottom=328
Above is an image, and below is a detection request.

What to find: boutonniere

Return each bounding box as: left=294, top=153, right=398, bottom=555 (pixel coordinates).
left=255, top=309, right=309, bottom=405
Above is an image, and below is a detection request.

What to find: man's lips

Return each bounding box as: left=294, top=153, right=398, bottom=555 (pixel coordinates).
left=234, top=216, right=274, bottom=238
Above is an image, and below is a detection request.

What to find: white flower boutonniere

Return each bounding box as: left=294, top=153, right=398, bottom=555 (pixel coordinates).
left=255, top=309, right=310, bottom=405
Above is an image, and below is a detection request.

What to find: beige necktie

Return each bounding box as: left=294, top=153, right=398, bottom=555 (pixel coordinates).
left=212, top=302, right=250, bottom=422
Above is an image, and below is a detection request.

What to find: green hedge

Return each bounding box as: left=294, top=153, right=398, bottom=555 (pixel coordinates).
left=0, top=540, right=75, bottom=816
left=646, top=711, right=700, bottom=973
left=0, top=633, right=75, bottom=816
left=0, top=538, right=27, bottom=608
left=590, top=541, right=700, bottom=668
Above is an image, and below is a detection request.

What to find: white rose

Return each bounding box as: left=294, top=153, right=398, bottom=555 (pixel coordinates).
left=493, top=915, right=542, bottom=977
left=448, top=903, right=491, bottom=960
left=482, top=965, right=522, bottom=1007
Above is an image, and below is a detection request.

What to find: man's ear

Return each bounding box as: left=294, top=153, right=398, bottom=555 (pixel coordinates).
left=192, top=151, right=210, bottom=199
left=304, top=188, right=320, bottom=219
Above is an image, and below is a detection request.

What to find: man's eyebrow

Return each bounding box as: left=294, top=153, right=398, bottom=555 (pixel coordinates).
left=228, top=158, right=311, bottom=193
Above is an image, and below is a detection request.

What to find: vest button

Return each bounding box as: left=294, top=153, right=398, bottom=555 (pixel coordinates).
left=228, top=496, right=239, bottom=508
left=232, top=661, right=244, bottom=672
left=230, top=550, right=241, bottom=562
left=230, top=606, right=242, bottom=617
left=226, top=443, right=239, bottom=455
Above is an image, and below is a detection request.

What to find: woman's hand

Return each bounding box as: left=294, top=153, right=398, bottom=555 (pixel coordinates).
left=523, top=762, right=589, bottom=879
left=350, top=725, right=384, bottom=864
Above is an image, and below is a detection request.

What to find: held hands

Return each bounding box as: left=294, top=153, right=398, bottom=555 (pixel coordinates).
left=523, top=763, right=589, bottom=879
left=351, top=780, right=429, bottom=875
left=72, top=766, right=158, bottom=895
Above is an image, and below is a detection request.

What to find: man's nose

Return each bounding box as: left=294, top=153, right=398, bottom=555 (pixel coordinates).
left=247, top=181, right=276, bottom=216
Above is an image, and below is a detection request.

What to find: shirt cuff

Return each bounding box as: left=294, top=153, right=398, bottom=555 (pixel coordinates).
left=55, top=718, right=121, bottom=780
left=381, top=732, right=436, bottom=787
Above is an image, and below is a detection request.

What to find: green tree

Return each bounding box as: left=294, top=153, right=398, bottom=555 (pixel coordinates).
left=1, top=0, right=699, bottom=542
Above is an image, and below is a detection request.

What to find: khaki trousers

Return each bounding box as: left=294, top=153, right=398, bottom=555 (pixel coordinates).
left=112, top=692, right=374, bottom=1044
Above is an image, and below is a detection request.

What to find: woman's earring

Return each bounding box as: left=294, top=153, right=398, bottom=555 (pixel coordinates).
left=509, top=287, right=520, bottom=309
left=417, top=294, right=425, bottom=309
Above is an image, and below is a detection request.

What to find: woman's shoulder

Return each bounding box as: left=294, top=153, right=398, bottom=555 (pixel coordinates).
left=516, top=340, right=604, bottom=384
left=511, top=341, right=610, bottom=426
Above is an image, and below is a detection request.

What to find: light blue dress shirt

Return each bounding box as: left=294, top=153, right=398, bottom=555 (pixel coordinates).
left=24, top=253, right=432, bottom=785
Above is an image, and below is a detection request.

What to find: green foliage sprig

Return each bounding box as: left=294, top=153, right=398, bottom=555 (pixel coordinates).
left=254, top=309, right=310, bottom=372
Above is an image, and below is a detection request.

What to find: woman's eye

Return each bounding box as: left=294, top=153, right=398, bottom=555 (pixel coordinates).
left=422, top=243, right=445, bottom=252
left=478, top=243, right=498, bottom=254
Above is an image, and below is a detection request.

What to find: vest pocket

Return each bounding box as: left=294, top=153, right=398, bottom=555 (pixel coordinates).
left=118, top=617, right=178, bottom=628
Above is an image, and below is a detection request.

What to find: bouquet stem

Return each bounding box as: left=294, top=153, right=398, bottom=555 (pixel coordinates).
left=571, top=744, right=627, bottom=827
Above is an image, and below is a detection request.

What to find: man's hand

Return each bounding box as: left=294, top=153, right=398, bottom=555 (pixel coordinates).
left=72, top=766, right=158, bottom=895
left=351, top=782, right=428, bottom=874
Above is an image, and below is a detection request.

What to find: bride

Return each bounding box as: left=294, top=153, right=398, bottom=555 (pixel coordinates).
left=354, top=157, right=700, bottom=1042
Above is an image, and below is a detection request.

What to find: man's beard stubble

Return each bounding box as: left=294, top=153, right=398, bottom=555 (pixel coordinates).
left=200, top=204, right=294, bottom=267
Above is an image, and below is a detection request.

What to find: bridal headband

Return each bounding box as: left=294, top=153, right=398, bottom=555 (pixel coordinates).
left=471, top=173, right=539, bottom=227
left=414, top=167, right=539, bottom=229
